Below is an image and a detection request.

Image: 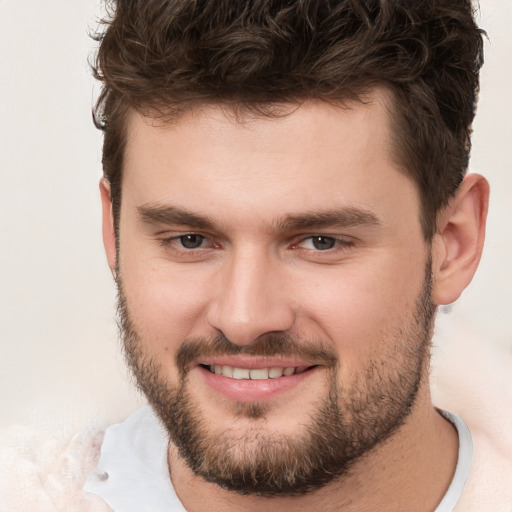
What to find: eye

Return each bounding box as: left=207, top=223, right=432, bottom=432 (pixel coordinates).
left=298, top=235, right=345, bottom=251
left=308, top=236, right=337, bottom=251
left=290, top=235, right=355, bottom=258
left=158, top=233, right=220, bottom=256
left=178, top=234, right=206, bottom=249
left=156, top=232, right=222, bottom=261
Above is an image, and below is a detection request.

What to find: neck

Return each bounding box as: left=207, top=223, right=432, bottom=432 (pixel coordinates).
left=168, top=386, right=458, bottom=512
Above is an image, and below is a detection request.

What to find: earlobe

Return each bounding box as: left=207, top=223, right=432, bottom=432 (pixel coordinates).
left=99, top=178, right=117, bottom=277
left=432, top=174, right=489, bottom=305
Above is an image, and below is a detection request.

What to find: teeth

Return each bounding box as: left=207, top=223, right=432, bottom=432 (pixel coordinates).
left=209, top=365, right=306, bottom=380
left=222, top=365, right=234, bottom=378
left=233, top=368, right=250, bottom=379
left=250, top=368, right=269, bottom=379
left=269, top=367, right=284, bottom=379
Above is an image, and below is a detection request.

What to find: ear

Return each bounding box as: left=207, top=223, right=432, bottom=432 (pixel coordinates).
left=99, top=178, right=117, bottom=277
left=432, top=173, right=489, bottom=305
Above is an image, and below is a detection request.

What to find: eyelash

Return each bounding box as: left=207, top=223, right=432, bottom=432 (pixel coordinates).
left=158, top=234, right=218, bottom=252
left=292, top=235, right=355, bottom=252
left=158, top=233, right=355, bottom=256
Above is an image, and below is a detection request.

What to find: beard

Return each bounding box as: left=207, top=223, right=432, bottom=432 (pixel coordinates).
left=117, top=263, right=436, bottom=496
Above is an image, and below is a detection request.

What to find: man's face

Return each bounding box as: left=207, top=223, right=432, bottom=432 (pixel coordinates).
left=112, top=94, right=436, bottom=495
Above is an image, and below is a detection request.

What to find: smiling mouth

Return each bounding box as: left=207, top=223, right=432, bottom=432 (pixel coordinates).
left=201, top=364, right=317, bottom=380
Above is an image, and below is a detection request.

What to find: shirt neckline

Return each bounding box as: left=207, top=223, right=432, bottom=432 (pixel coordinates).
left=433, top=409, right=473, bottom=512
left=84, top=407, right=472, bottom=512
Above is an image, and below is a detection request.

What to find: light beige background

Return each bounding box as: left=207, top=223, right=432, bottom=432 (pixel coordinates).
left=0, top=0, right=511, bottom=443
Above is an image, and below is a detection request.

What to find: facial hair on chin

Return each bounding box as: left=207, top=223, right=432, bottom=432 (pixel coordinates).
left=116, top=263, right=435, bottom=496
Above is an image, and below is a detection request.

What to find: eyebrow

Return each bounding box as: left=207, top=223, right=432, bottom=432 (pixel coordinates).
left=138, top=204, right=216, bottom=230
left=273, top=208, right=380, bottom=231
left=137, top=204, right=380, bottom=232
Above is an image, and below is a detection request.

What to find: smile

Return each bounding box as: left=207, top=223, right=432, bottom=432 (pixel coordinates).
left=197, top=361, right=320, bottom=401
left=205, top=365, right=311, bottom=380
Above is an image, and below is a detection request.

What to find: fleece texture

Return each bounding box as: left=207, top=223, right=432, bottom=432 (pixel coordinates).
left=1, top=316, right=511, bottom=512
left=1, top=418, right=511, bottom=511
left=0, top=425, right=112, bottom=512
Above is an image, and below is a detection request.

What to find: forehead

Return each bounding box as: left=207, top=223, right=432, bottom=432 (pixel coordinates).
left=121, top=92, right=420, bottom=234
left=125, top=93, right=393, bottom=166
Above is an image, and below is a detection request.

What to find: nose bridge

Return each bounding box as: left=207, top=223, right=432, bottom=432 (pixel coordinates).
left=207, top=244, right=295, bottom=345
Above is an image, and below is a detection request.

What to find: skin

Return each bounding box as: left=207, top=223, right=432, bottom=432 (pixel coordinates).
left=101, top=90, right=489, bottom=511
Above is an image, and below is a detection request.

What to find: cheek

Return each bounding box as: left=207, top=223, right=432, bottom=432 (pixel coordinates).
left=119, top=251, right=214, bottom=351
left=293, top=252, right=427, bottom=356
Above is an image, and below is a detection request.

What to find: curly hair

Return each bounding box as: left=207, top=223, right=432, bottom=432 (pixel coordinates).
left=92, top=0, right=485, bottom=240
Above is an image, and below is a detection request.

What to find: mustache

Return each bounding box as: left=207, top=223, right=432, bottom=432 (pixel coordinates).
left=176, top=332, right=338, bottom=375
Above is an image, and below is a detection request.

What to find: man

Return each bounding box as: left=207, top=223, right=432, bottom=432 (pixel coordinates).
left=84, top=1, right=489, bottom=510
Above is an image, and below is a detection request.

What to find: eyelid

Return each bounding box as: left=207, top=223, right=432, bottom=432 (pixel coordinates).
left=292, top=234, right=355, bottom=249
left=155, top=231, right=355, bottom=258
left=158, top=232, right=220, bottom=251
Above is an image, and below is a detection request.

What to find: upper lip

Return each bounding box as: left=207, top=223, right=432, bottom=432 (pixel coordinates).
left=196, top=356, right=317, bottom=369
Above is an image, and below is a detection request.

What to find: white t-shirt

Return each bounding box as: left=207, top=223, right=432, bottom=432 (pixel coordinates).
left=84, top=407, right=472, bottom=512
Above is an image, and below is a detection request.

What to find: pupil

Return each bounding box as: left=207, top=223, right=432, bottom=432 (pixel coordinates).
left=180, top=234, right=203, bottom=249
left=312, top=236, right=335, bottom=250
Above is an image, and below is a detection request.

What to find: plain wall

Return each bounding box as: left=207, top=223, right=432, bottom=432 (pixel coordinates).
left=0, top=1, right=511, bottom=439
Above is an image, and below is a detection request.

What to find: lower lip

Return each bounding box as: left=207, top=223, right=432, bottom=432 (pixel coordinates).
left=197, top=366, right=318, bottom=402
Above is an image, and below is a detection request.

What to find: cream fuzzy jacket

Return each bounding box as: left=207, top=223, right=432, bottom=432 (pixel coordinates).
left=0, top=421, right=511, bottom=511
left=0, top=426, right=112, bottom=512
left=1, top=317, right=511, bottom=512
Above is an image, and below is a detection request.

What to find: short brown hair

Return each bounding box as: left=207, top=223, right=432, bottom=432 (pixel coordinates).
left=92, top=0, right=485, bottom=240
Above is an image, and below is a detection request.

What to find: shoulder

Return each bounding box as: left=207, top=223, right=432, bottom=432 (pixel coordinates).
left=455, top=427, right=512, bottom=512
left=0, top=422, right=112, bottom=511
left=84, top=407, right=184, bottom=512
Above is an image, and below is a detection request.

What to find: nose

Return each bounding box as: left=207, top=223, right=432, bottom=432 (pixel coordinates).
left=206, top=247, right=296, bottom=346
